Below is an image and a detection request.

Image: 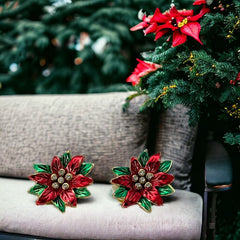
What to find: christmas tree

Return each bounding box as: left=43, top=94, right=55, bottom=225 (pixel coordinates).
left=0, top=0, right=192, bottom=94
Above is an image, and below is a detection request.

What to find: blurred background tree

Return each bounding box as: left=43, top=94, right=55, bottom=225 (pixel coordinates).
left=0, top=0, right=193, bottom=94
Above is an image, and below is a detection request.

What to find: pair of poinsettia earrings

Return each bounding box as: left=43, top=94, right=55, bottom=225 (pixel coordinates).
left=29, top=150, right=175, bottom=213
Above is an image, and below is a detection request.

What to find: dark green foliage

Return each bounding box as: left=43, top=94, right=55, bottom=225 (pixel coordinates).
left=127, top=0, right=240, bottom=146
left=0, top=0, right=188, bottom=94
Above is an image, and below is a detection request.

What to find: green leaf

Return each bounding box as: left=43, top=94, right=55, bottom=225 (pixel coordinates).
left=60, top=151, right=71, bottom=168
left=138, top=149, right=149, bottom=167
left=29, top=184, right=47, bottom=196
left=112, top=167, right=131, bottom=176
left=78, top=163, right=94, bottom=176
left=138, top=197, right=152, bottom=213
left=74, top=188, right=91, bottom=198
left=114, top=186, right=128, bottom=198
left=158, top=185, right=175, bottom=196
left=52, top=196, right=65, bottom=212
left=159, top=160, right=172, bottom=173
left=33, top=164, right=51, bottom=173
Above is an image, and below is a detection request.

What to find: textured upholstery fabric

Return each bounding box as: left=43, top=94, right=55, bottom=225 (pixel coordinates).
left=0, top=93, right=197, bottom=189
left=0, top=177, right=203, bottom=240
left=0, top=93, right=149, bottom=183
left=154, top=105, right=198, bottom=190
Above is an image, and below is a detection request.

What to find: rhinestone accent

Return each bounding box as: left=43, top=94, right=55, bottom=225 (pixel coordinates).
left=139, top=176, right=146, bottom=184
left=58, top=176, right=65, bottom=184
left=62, top=182, right=69, bottom=190
left=146, top=173, right=154, bottom=180
left=65, top=173, right=73, bottom=181
left=132, top=175, right=139, bottom=182
left=51, top=173, right=58, bottom=181
left=135, top=182, right=142, bottom=190
left=52, top=182, right=60, bottom=189
left=144, top=182, right=152, bottom=189
left=138, top=169, right=146, bottom=177
left=58, top=168, right=65, bottom=176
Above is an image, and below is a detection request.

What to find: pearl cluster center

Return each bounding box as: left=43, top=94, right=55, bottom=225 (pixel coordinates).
left=132, top=169, right=153, bottom=190
left=51, top=168, right=72, bottom=190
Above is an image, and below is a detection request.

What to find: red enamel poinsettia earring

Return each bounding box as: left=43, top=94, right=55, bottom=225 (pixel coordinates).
left=29, top=152, right=94, bottom=212
left=110, top=150, right=175, bottom=212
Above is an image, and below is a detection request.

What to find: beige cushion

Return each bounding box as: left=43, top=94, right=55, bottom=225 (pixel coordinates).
left=0, top=177, right=202, bottom=240
left=153, top=105, right=198, bottom=190
left=0, top=93, right=149, bottom=182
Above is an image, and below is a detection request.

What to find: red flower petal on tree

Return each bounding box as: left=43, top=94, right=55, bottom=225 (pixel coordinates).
left=193, top=0, right=206, bottom=5
left=143, top=187, right=163, bottom=205
left=66, top=155, right=84, bottom=174
left=189, top=5, right=210, bottom=21
left=152, top=172, right=174, bottom=187
left=111, top=175, right=132, bottom=188
left=122, top=189, right=142, bottom=208
left=130, top=157, right=142, bottom=175
left=145, top=153, right=161, bottom=173
left=181, top=22, right=202, bottom=44
left=36, top=187, right=57, bottom=205
left=144, top=22, right=158, bottom=35
left=29, top=173, right=51, bottom=185
left=60, top=189, right=77, bottom=206
left=172, top=30, right=187, bottom=47
left=130, top=21, right=149, bottom=31
left=126, top=59, right=161, bottom=86
left=155, top=29, right=169, bottom=41
left=179, top=9, right=194, bottom=17
left=150, top=8, right=168, bottom=23
left=51, top=156, right=63, bottom=174
left=71, top=175, right=93, bottom=188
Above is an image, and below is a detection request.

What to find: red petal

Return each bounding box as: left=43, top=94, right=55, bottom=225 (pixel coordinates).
left=122, top=189, right=142, bottom=208
left=51, top=156, right=63, bottom=174
left=152, top=172, right=174, bottom=187
left=130, top=157, right=142, bottom=175
left=179, top=9, right=194, bottom=17
left=155, top=29, right=169, bottom=41
left=145, top=153, right=161, bottom=173
left=144, top=22, right=158, bottom=35
left=150, top=8, right=168, bottom=23
left=60, top=190, right=77, bottom=206
left=126, top=74, right=140, bottom=86
left=111, top=175, right=132, bottom=188
left=29, top=173, right=51, bottom=185
left=36, top=187, right=57, bottom=205
left=193, top=0, right=206, bottom=5
left=71, top=175, right=93, bottom=188
left=170, top=6, right=179, bottom=15
left=180, top=22, right=202, bottom=44
left=172, top=30, right=187, bottom=47
left=130, top=22, right=149, bottom=31
left=189, top=5, right=210, bottom=21
left=143, top=187, right=163, bottom=205
left=66, top=155, right=84, bottom=174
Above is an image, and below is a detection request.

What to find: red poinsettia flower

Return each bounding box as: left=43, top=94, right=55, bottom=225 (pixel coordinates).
left=193, top=0, right=207, bottom=5
left=126, top=58, right=161, bottom=86
left=150, top=5, right=210, bottom=47
left=111, top=151, right=174, bottom=211
left=29, top=153, right=93, bottom=211
left=130, top=5, right=209, bottom=47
